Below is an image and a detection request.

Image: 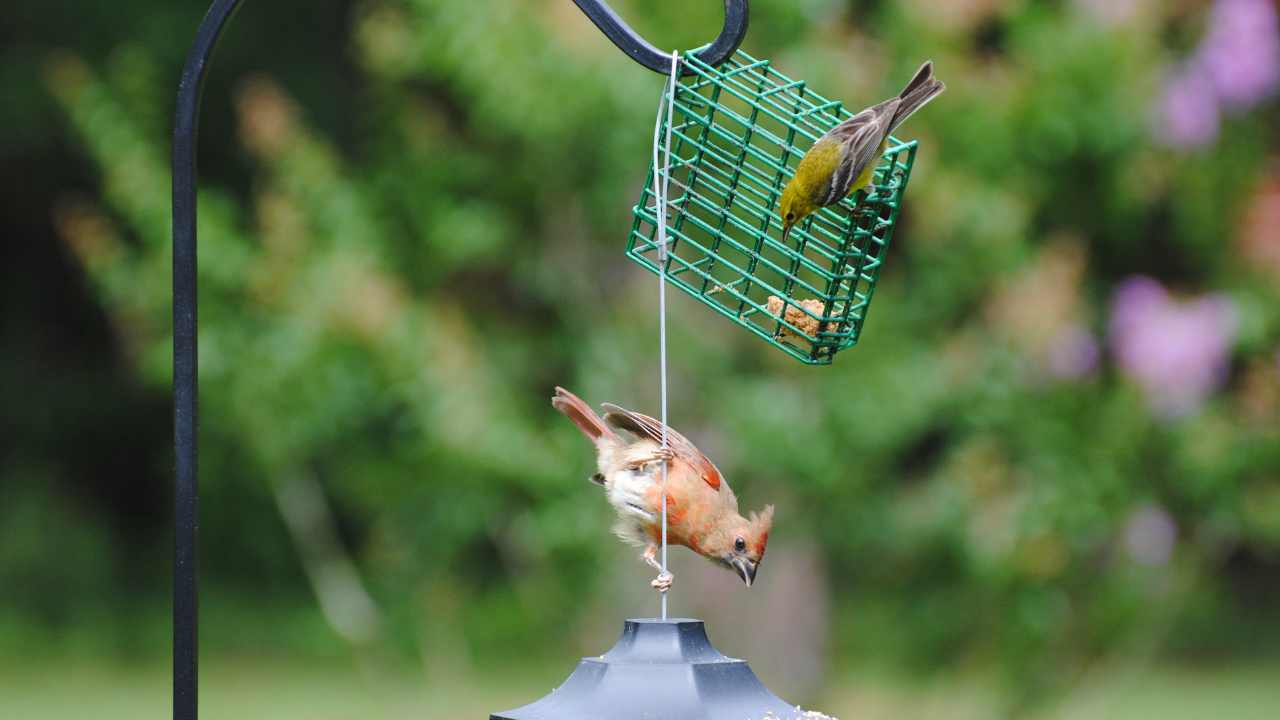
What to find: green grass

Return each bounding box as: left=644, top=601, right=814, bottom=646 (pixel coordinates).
left=1, top=655, right=1276, bottom=719
left=823, top=663, right=1280, bottom=719
left=0, top=656, right=559, bottom=720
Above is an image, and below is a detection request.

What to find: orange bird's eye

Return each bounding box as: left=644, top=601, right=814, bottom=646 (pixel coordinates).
left=734, top=537, right=746, bottom=552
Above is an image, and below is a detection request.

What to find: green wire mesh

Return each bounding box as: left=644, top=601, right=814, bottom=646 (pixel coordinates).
left=627, top=50, right=919, bottom=365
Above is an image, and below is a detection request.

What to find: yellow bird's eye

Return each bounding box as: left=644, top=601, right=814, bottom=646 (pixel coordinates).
left=785, top=212, right=795, bottom=223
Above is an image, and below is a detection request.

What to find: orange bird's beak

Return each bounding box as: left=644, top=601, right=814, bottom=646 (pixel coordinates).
left=732, top=557, right=759, bottom=587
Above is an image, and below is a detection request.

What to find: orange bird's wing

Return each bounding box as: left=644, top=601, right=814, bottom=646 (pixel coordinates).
left=601, top=403, right=723, bottom=491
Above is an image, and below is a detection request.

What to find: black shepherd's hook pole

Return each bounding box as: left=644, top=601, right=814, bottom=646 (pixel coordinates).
left=172, top=1, right=243, bottom=719
left=169, top=2, right=747, bottom=718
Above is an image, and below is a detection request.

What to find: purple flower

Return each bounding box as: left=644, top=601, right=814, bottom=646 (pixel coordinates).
left=1109, top=276, right=1237, bottom=418
left=1201, top=0, right=1280, bottom=108
left=1155, top=65, right=1221, bottom=148
left=1153, top=0, right=1280, bottom=148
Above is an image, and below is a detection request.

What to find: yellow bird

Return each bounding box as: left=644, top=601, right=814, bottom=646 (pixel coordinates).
left=779, top=61, right=945, bottom=243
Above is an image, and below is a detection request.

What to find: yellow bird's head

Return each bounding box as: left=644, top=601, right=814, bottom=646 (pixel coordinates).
left=778, top=180, right=817, bottom=245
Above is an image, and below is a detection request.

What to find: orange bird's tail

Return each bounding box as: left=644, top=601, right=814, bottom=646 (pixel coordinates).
left=552, top=387, right=613, bottom=444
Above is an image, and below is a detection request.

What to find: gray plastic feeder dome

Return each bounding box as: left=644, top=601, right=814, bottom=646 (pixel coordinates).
left=491, top=617, right=800, bottom=720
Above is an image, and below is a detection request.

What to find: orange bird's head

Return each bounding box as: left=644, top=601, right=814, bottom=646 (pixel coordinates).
left=706, top=505, right=774, bottom=587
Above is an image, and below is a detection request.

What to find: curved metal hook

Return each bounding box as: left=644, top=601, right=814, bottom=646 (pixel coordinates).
left=572, top=0, right=749, bottom=75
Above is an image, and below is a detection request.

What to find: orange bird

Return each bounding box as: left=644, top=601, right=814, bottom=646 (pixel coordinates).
left=552, top=387, right=774, bottom=593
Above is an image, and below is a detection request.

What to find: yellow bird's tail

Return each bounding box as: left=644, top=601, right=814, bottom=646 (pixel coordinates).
left=889, top=61, right=945, bottom=134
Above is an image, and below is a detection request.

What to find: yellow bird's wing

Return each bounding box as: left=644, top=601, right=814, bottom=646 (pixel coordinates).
left=816, top=98, right=898, bottom=206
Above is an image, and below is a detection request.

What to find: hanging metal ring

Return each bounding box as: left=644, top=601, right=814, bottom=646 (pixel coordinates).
left=571, top=0, right=749, bottom=75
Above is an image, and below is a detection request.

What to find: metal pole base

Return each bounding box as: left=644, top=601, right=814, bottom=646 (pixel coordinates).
left=491, top=617, right=799, bottom=720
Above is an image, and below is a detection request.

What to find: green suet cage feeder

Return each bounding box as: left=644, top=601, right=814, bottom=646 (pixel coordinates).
left=627, top=50, right=919, bottom=365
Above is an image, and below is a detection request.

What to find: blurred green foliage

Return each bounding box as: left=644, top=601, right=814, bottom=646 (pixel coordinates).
left=4, top=0, right=1280, bottom=714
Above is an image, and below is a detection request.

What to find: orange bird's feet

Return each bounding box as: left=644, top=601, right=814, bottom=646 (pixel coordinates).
left=642, top=545, right=661, bottom=571
left=625, top=447, right=675, bottom=472
left=651, top=570, right=674, bottom=593
left=642, top=545, right=673, bottom=591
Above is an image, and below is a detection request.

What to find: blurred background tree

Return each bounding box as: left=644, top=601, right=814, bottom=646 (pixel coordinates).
left=3, top=1, right=1279, bottom=717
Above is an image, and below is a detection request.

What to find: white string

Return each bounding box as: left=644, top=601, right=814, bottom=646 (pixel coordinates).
left=651, top=49, right=679, bottom=621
